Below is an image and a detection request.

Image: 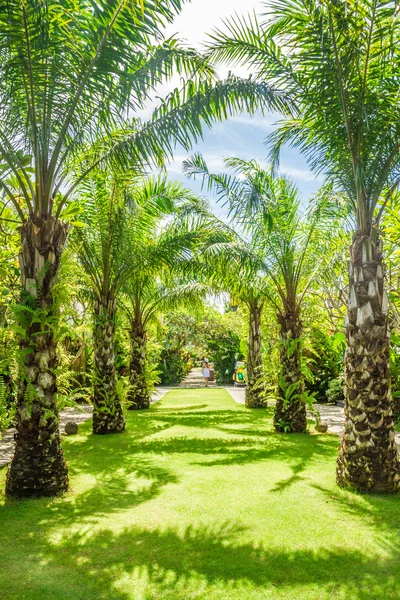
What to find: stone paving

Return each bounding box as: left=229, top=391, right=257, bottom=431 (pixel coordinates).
left=180, top=367, right=217, bottom=388
left=225, top=386, right=246, bottom=404
left=0, top=387, right=170, bottom=468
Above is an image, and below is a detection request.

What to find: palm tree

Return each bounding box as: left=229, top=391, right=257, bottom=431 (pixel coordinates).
left=194, top=243, right=267, bottom=408
left=184, top=155, right=265, bottom=407
left=1, top=0, right=287, bottom=498
left=72, top=170, right=130, bottom=434
left=184, top=155, right=273, bottom=409
left=74, top=171, right=204, bottom=428
left=119, top=191, right=214, bottom=410
left=207, top=0, right=400, bottom=491
left=243, top=293, right=266, bottom=409
left=257, top=182, right=320, bottom=434
left=184, top=154, right=322, bottom=428
left=122, top=277, right=209, bottom=410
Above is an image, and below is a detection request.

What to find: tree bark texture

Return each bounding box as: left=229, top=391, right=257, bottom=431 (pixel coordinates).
left=245, top=301, right=267, bottom=408
left=6, top=218, right=69, bottom=498
left=127, top=318, right=150, bottom=410
left=274, top=312, right=307, bottom=433
left=337, top=234, right=400, bottom=493
left=92, top=296, right=125, bottom=434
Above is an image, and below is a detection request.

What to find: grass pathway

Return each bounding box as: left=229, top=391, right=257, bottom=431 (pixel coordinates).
left=1, top=389, right=400, bottom=599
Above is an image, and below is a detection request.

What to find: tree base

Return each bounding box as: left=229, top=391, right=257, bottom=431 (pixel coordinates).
left=337, top=439, right=400, bottom=493
left=127, top=395, right=150, bottom=410
left=274, top=398, right=307, bottom=433
left=92, top=405, right=125, bottom=434
left=6, top=436, right=69, bottom=499
left=245, top=388, right=267, bottom=408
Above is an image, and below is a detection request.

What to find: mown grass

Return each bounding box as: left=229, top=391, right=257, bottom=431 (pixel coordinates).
left=1, top=389, right=400, bottom=600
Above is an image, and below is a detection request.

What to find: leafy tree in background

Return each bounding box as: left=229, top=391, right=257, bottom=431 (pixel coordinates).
left=200, top=312, right=244, bottom=385
left=1, top=0, right=286, bottom=498
left=157, top=307, right=245, bottom=386
left=158, top=312, right=198, bottom=385
left=208, top=0, right=400, bottom=491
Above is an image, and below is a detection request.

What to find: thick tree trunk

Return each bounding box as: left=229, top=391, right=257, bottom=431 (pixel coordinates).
left=127, top=318, right=150, bottom=410
left=337, top=234, right=400, bottom=493
left=245, top=300, right=266, bottom=408
left=92, top=296, right=125, bottom=434
left=6, top=218, right=69, bottom=498
left=274, top=312, right=307, bottom=433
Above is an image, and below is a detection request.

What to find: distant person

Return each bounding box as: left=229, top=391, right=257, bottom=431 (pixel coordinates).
left=202, top=359, right=211, bottom=387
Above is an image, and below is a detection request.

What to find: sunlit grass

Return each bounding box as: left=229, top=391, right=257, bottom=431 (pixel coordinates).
left=1, top=389, right=400, bottom=599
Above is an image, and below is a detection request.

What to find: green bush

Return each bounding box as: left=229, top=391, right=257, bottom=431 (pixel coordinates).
left=159, top=349, right=193, bottom=385
left=326, top=376, right=344, bottom=404
left=304, top=329, right=344, bottom=402
left=206, top=331, right=243, bottom=384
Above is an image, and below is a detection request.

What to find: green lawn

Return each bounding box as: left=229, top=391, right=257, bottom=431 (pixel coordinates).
left=1, top=389, right=400, bottom=600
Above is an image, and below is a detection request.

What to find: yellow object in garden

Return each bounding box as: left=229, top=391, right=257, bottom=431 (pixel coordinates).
left=233, top=361, right=246, bottom=386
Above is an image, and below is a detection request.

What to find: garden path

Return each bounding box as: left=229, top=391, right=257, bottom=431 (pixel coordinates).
left=0, top=387, right=170, bottom=468
left=180, top=367, right=217, bottom=388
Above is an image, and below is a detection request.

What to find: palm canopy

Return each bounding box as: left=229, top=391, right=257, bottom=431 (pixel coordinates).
left=183, top=153, right=323, bottom=315
left=72, top=169, right=212, bottom=301
left=0, top=0, right=289, bottom=223
left=120, top=192, right=230, bottom=325
left=207, top=0, right=400, bottom=237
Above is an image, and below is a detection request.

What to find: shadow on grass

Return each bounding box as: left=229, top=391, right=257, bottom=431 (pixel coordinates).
left=311, top=482, right=400, bottom=533
left=1, top=393, right=398, bottom=599
left=3, top=518, right=400, bottom=599
left=1, top=401, right=339, bottom=524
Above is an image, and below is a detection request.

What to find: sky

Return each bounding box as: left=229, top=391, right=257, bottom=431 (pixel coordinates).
left=153, top=0, right=324, bottom=217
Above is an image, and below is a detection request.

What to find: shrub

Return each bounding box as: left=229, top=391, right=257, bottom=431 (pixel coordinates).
left=326, top=376, right=344, bottom=404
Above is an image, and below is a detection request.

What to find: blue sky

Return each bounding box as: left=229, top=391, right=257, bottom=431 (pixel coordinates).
left=163, top=114, right=324, bottom=218
left=156, top=0, right=324, bottom=216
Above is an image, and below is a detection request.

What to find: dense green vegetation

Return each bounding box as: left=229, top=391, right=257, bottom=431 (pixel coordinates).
left=1, top=0, right=400, bottom=595
left=1, top=389, right=400, bottom=600
left=209, top=0, right=400, bottom=493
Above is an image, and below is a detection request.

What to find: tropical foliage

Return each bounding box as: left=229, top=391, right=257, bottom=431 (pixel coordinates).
left=1, top=0, right=400, bottom=507
left=207, top=0, right=400, bottom=491
left=0, top=0, right=284, bottom=499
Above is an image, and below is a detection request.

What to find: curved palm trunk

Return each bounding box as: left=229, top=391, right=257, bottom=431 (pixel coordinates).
left=337, top=235, right=400, bottom=493
left=92, top=296, right=125, bottom=434
left=245, top=300, right=266, bottom=408
left=6, top=218, right=69, bottom=498
left=274, top=311, right=307, bottom=433
left=127, top=318, right=150, bottom=410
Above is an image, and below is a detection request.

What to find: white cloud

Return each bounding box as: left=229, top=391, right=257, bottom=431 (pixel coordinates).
left=165, top=0, right=262, bottom=49
left=229, top=114, right=278, bottom=132
left=278, top=165, right=324, bottom=183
